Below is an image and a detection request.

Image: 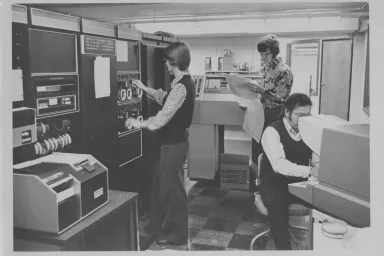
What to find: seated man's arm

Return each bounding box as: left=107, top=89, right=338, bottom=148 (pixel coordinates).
left=261, top=127, right=311, bottom=178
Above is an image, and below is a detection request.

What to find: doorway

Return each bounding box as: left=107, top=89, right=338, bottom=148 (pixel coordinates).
left=287, top=37, right=353, bottom=120
left=287, top=39, right=320, bottom=115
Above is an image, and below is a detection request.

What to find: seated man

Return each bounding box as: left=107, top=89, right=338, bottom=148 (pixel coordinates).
left=259, top=93, right=317, bottom=250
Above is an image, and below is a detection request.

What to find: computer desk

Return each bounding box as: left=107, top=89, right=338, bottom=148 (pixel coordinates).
left=14, top=190, right=140, bottom=251
left=289, top=181, right=363, bottom=251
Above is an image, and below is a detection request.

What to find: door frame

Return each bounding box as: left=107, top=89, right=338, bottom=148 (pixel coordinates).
left=318, top=37, right=354, bottom=120
left=286, top=39, right=320, bottom=96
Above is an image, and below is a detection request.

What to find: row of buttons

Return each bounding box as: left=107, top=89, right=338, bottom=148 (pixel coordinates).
left=118, top=103, right=142, bottom=114
left=117, top=73, right=141, bottom=81
left=13, top=31, right=24, bottom=70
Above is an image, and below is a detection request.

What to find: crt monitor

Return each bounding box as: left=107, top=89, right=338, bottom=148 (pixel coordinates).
left=29, top=29, right=77, bottom=74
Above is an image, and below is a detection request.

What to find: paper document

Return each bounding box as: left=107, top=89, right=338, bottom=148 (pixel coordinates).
left=225, top=75, right=260, bottom=99
left=94, top=56, right=111, bottom=98
left=116, top=40, right=128, bottom=62
left=225, top=74, right=265, bottom=142
left=12, top=69, right=24, bottom=102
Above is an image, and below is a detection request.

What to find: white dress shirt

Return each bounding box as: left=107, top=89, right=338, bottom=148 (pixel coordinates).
left=261, top=117, right=311, bottom=178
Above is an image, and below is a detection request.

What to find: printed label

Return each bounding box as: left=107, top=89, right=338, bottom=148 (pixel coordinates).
left=94, top=188, right=104, bottom=199
left=49, top=98, right=58, bottom=105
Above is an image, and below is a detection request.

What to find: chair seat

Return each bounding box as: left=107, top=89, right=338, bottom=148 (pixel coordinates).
left=288, top=203, right=309, bottom=216
left=255, top=193, right=309, bottom=217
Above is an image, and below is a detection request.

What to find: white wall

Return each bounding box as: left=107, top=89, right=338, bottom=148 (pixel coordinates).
left=136, top=17, right=359, bottom=37
left=182, top=36, right=260, bottom=75
left=184, top=33, right=369, bottom=124
left=182, top=36, right=290, bottom=76
left=349, top=31, right=370, bottom=124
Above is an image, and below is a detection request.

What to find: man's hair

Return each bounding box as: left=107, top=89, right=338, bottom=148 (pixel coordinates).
left=284, top=93, right=312, bottom=113
left=164, top=41, right=191, bottom=71
left=257, top=34, right=280, bottom=58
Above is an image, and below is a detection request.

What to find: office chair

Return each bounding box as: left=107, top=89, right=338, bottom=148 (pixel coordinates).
left=250, top=153, right=309, bottom=250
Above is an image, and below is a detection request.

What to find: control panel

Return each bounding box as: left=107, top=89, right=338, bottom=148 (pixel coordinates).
left=117, top=71, right=143, bottom=102
left=116, top=71, right=143, bottom=136
left=30, top=75, right=79, bottom=118
left=193, top=75, right=204, bottom=100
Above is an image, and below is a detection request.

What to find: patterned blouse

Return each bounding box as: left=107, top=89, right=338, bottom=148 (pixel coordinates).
left=261, top=57, right=293, bottom=109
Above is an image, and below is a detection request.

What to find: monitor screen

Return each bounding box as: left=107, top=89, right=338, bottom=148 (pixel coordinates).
left=29, top=29, right=77, bottom=74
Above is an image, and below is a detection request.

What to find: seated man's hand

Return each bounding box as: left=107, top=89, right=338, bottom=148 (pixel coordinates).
left=310, top=163, right=319, bottom=177
left=239, top=104, right=248, bottom=111
left=308, top=176, right=318, bottom=182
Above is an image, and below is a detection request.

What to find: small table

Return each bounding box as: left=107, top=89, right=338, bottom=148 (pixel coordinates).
left=310, top=209, right=362, bottom=251
left=14, top=190, right=139, bottom=251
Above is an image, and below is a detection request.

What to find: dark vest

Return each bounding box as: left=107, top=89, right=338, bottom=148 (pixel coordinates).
left=260, top=119, right=312, bottom=183
left=159, top=75, right=195, bottom=145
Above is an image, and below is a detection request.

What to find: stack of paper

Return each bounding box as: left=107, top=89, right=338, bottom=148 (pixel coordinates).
left=225, top=75, right=265, bottom=142
left=225, top=75, right=259, bottom=99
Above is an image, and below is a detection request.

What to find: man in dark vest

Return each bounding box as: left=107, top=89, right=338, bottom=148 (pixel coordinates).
left=259, top=93, right=317, bottom=250
left=127, top=41, right=195, bottom=246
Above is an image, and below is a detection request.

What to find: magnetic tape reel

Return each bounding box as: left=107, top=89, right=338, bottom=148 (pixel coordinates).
left=136, top=88, right=143, bottom=99
left=126, top=88, right=133, bottom=100
left=118, top=89, right=127, bottom=101
left=36, top=122, right=50, bottom=139
left=34, top=133, right=72, bottom=156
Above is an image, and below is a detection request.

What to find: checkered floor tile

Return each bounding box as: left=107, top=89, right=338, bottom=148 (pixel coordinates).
left=138, top=181, right=309, bottom=251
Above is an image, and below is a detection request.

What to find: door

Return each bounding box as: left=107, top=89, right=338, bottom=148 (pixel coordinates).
left=319, top=38, right=353, bottom=120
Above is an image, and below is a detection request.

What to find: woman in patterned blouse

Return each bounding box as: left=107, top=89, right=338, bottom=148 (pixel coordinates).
left=244, top=34, right=294, bottom=186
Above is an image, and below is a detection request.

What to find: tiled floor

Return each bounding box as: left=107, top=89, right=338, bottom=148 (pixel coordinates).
left=138, top=173, right=309, bottom=251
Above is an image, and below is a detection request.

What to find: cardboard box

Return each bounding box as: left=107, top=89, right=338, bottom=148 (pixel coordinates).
left=220, top=153, right=250, bottom=190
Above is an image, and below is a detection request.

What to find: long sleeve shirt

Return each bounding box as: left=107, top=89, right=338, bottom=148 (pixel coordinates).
left=138, top=71, right=189, bottom=131
left=261, top=57, right=293, bottom=109
left=261, top=117, right=311, bottom=178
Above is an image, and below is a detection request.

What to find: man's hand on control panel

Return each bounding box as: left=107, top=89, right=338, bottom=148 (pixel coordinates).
left=125, top=117, right=141, bottom=129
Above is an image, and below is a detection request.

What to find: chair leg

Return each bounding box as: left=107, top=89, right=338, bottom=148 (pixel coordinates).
left=250, top=229, right=270, bottom=251
left=289, top=229, right=302, bottom=250
left=289, top=223, right=309, bottom=232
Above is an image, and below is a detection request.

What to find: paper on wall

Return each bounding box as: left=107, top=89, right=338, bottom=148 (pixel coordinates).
left=94, top=56, right=111, bottom=98
left=116, top=40, right=128, bottom=62
left=12, top=69, right=24, bottom=102
left=225, top=74, right=265, bottom=142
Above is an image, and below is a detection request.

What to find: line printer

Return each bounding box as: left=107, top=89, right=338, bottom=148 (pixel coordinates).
left=13, top=152, right=109, bottom=234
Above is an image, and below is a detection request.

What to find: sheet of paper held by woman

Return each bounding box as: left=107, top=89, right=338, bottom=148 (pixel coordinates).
left=225, top=74, right=265, bottom=142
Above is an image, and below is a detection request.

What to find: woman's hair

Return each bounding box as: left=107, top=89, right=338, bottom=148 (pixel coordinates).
left=283, top=93, right=312, bottom=114
left=164, top=41, right=191, bottom=71
left=257, top=34, right=280, bottom=58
